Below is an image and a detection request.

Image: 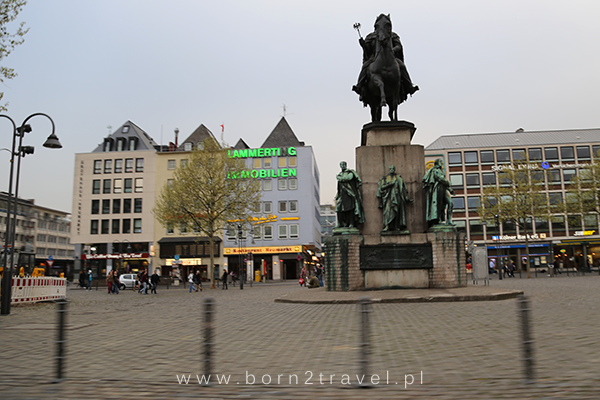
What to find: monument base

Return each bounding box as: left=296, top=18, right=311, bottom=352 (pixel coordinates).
left=381, top=229, right=410, bottom=236
left=324, top=234, right=364, bottom=291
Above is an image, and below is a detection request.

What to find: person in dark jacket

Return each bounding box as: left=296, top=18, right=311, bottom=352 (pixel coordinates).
left=221, top=269, right=228, bottom=290
left=139, top=268, right=149, bottom=294
left=150, top=271, right=160, bottom=294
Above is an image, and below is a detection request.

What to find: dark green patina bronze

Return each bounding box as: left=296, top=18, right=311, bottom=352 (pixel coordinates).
left=360, top=243, right=433, bottom=270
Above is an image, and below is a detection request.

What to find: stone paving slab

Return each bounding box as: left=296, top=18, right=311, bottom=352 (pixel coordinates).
left=0, top=275, right=598, bottom=399
left=275, top=285, right=524, bottom=303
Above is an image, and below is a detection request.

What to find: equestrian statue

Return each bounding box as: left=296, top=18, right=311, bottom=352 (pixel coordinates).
left=352, top=14, right=419, bottom=122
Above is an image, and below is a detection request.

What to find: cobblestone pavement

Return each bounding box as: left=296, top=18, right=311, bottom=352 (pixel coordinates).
left=1, top=274, right=599, bottom=399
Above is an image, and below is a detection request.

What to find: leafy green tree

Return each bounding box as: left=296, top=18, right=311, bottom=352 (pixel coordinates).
left=0, top=0, right=29, bottom=111
left=153, top=139, right=262, bottom=289
left=564, top=150, right=600, bottom=222
left=478, top=157, right=550, bottom=278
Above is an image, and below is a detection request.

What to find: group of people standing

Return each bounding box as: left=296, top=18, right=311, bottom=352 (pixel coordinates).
left=106, top=269, right=121, bottom=294
left=299, top=265, right=324, bottom=288
left=187, top=270, right=204, bottom=292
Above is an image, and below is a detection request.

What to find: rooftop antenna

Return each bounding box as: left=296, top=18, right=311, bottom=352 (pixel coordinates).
left=106, top=125, right=112, bottom=135
left=281, top=104, right=293, bottom=118
left=174, top=127, right=179, bottom=147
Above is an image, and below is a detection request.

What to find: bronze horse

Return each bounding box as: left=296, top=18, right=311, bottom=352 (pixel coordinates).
left=353, top=14, right=418, bottom=122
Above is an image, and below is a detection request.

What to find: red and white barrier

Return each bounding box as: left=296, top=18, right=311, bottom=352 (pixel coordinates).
left=10, top=277, right=67, bottom=304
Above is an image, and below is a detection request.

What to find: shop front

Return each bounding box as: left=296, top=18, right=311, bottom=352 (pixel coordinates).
left=224, top=245, right=304, bottom=281
left=486, top=241, right=551, bottom=274
left=553, top=237, right=600, bottom=272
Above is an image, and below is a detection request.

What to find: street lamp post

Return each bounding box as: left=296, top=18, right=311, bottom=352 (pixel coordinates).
left=1, top=113, right=62, bottom=315
left=495, top=214, right=502, bottom=281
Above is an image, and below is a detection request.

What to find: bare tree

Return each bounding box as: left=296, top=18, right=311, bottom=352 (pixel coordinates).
left=153, top=139, right=261, bottom=288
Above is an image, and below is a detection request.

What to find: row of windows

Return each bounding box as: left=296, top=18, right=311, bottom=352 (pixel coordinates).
left=261, top=178, right=298, bottom=191
left=166, top=156, right=298, bottom=171
left=255, top=200, right=298, bottom=214
left=452, top=192, right=589, bottom=211
left=90, top=219, right=142, bottom=234
left=36, top=234, right=70, bottom=244
left=448, top=145, right=600, bottom=166
left=102, top=131, right=136, bottom=152
left=94, top=158, right=144, bottom=174
left=91, top=199, right=143, bottom=215
left=449, top=169, right=577, bottom=189
left=36, top=248, right=74, bottom=257
left=92, top=178, right=143, bottom=194
left=225, top=224, right=300, bottom=241
left=454, top=214, right=598, bottom=235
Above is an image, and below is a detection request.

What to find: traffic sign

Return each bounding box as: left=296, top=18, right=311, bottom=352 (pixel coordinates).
left=48, top=255, right=54, bottom=261
left=174, top=254, right=180, bottom=260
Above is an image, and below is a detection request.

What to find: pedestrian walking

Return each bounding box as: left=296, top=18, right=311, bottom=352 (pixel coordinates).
left=299, top=265, right=307, bottom=287
left=106, top=270, right=114, bottom=294
left=139, top=268, right=149, bottom=294
left=316, top=266, right=324, bottom=287
left=194, top=270, right=203, bottom=291
left=150, top=270, right=160, bottom=294
left=188, top=271, right=197, bottom=293
left=87, top=269, right=93, bottom=290
left=78, top=270, right=86, bottom=289
left=221, top=269, right=228, bottom=290
left=112, top=270, right=120, bottom=294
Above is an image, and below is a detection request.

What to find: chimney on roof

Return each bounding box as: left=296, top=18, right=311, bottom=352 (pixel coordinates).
left=174, top=127, right=179, bottom=147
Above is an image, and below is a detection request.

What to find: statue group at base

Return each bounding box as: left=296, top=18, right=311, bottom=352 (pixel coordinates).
left=334, top=159, right=454, bottom=233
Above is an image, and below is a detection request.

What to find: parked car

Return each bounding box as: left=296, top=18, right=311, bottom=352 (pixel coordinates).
left=118, top=273, right=138, bottom=290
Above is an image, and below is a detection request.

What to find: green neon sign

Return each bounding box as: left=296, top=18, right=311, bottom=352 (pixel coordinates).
left=228, top=146, right=296, bottom=159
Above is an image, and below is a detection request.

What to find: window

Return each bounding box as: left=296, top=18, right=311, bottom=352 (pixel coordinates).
left=102, top=199, right=110, bottom=214
left=122, top=219, right=131, bottom=234
left=133, top=219, right=142, bottom=233
left=116, top=139, right=123, bottom=152
left=125, top=158, right=133, bottom=172
left=104, top=141, right=111, bottom=152
left=167, top=179, right=174, bottom=187
left=481, top=172, right=496, bottom=186
left=279, top=201, right=287, bottom=213
left=593, top=145, right=600, bottom=159
left=134, top=198, right=142, bottom=213
left=563, top=169, right=576, bottom=183
left=288, top=178, right=298, bottom=190
left=112, top=219, right=120, bottom=234
left=549, top=192, right=563, bottom=207
left=289, top=200, right=298, bottom=212
left=122, top=126, right=129, bottom=133
left=37, top=234, right=46, bottom=242
left=104, top=159, right=112, bottom=173
left=278, top=179, right=287, bottom=190
left=253, top=226, right=261, bottom=239
left=584, top=214, right=598, bottom=230
left=114, top=159, right=123, bottom=173
left=469, top=219, right=483, bottom=234
left=545, top=147, right=558, bottom=161
left=264, top=202, right=272, bottom=214
left=448, top=152, right=462, bottom=166
left=496, top=149, right=510, bottom=164
left=91, top=200, right=99, bottom=214
left=547, top=170, right=561, bottom=185
left=528, top=148, right=542, bottom=161
left=568, top=215, right=582, bottom=232
left=551, top=215, right=566, bottom=234
left=103, top=179, right=111, bottom=194
left=181, top=159, right=188, bottom=168
left=253, top=159, right=261, bottom=169
left=560, top=146, right=574, bottom=161
left=184, top=142, right=192, bottom=152
left=289, top=224, right=299, bottom=239
left=480, top=150, right=494, bottom=165
left=465, top=173, right=480, bottom=188
left=278, top=224, right=288, bottom=239
left=531, top=170, right=545, bottom=185
left=467, top=196, right=480, bottom=210
left=166, top=224, right=174, bottom=235
left=90, top=220, right=99, bottom=234
left=93, top=160, right=102, bottom=174
left=449, top=174, right=463, bottom=189
left=101, top=219, right=109, bottom=234
left=263, top=158, right=271, bottom=168
left=263, top=225, right=273, bottom=240
left=180, top=222, right=187, bottom=234
left=464, top=151, right=478, bottom=165
left=576, top=146, right=590, bottom=161
left=452, top=197, right=465, bottom=211
left=279, top=158, right=287, bottom=167
left=113, top=178, right=122, bottom=194
left=113, top=199, right=121, bottom=214
left=123, top=199, right=131, bottom=213
left=136, top=158, right=144, bottom=172
left=289, top=156, right=297, bottom=167
left=124, top=178, right=132, bottom=193
left=454, top=220, right=466, bottom=232
left=134, top=178, right=143, bottom=193
left=167, top=159, right=176, bottom=170
left=512, top=149, right=526, bottom=161
left=129, top=138, right=136, bottom=151
left=226, top=226, right=235, bottom=240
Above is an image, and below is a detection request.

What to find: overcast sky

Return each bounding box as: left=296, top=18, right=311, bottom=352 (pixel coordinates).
left=2, top=0, right=600, bottom=213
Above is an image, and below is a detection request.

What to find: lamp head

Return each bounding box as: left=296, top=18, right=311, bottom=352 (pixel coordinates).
left=43, top=133, right=62, bottom=149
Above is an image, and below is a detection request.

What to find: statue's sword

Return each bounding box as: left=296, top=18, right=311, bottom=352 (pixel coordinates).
left=353, top=22, right=362, bottom=39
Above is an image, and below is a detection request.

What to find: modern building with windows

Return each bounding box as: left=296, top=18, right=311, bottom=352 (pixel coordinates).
left=153, top=124, right=226, bottom=281
left=319, top=204, right=337, bottom=245
left=71, top=121, right=159, bottom=280
left=425, top=128, right=600, bottom=271
left=223, top=117, right=322, bottom=280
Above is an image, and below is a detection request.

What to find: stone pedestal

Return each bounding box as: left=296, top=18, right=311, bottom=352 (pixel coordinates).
left=324, top=234, right=363, bottom=291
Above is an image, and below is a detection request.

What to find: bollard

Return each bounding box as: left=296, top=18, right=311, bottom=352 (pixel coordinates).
left=517, top=294, right=535, bottom=384
left=358, top=297, right=371, bottom=387
left=53, top=299, right=68, bottom=383
left=203, top=297, right=215, bottom=386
